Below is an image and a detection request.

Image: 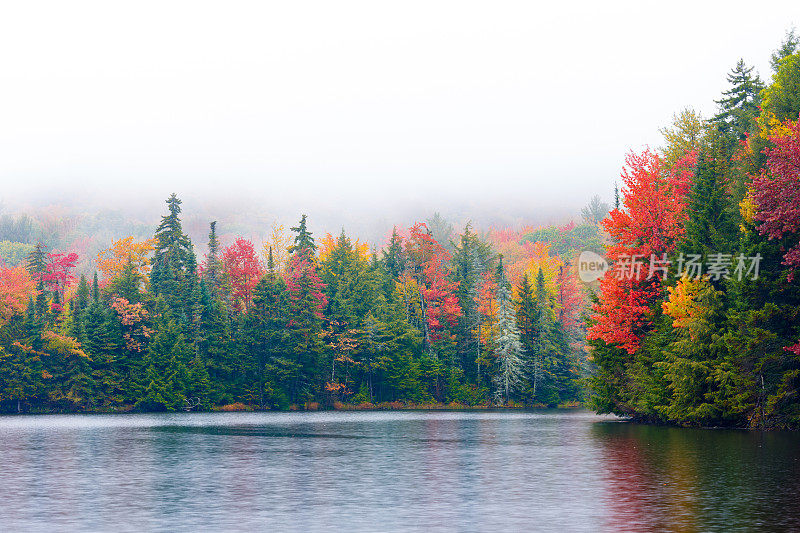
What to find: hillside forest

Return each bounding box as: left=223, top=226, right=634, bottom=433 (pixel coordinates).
left=1, top=32, right=799, bottom=429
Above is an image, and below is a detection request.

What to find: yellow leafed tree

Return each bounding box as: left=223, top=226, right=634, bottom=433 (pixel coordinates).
left=262, top=222, right=291, bottom=272
left=663, top=276, right=722, bottom=341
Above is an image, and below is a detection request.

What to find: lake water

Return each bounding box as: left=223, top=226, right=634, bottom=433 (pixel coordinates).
left=0, top=409, right=798, bottom=532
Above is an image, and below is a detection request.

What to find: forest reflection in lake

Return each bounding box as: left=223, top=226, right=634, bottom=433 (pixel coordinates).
left=0, top=410, right=798, bottom=532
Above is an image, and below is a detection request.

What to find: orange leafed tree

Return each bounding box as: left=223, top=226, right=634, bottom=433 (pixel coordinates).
left=0, top=264, right=37, bottom=327
left=475, top=271, right=498, bottom=346
left=96, top=237, right=156, bottom=281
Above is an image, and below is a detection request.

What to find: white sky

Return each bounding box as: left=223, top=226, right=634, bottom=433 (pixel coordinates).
left=1, top=0, right=798, bottom=219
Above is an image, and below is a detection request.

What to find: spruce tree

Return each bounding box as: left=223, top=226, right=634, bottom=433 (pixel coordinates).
left=150, top=194, right=200, bottom=339
left=82, top=299, right=123, bottom=407
left=383, top=227, right=405, bottom=278
left=135, top=301, right=193, bottom=411
left=288, top=214, right=315, bottom=256
left=24, top=242, right=48, bottom=277
left=205, top=221, right=222, bottom=295
left=682, top=151, right=738, bottom=264
left=452, top=224, right=493, bottom=382
left=198, top=277, right=232, bottom=401
left=711, top=59, right=764, bottom=140
left=770, top=28, right=798, bottom=72
left=284, top=215, right=327, bottom=404
left=0, top=326, right=44, bottom=413
left=491, top=264, right=524, bottom=404
left=107, top=260, right=143, bottom=303
left=243, top=266, right=289, bottom=408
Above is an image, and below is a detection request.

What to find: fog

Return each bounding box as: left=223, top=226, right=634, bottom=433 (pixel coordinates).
left=1, top=0, right=798, bottom=243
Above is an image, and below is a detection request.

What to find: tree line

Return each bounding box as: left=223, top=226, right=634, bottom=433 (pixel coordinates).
left=0, top=196, right=586, bottom=412
left=587, top=30, right=800, bottom=429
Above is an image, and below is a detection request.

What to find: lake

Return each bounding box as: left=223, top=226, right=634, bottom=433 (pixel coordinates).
left=0, top=409, right=798, bottom=532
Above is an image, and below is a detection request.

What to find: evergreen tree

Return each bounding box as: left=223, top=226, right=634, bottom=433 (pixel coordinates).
left=523, top=269, right=560, bottom=403
left=0, top=339, right=43, bottom=413
left=288, top=214, right=316, bottom=256
left=107, top=260, right=143, bottom=303
left=135, top=301, right=193, bottom=411
left=150, top=193, right=197, bottom=326
left=491, top=266, right=524, bottom=404
left=198, top=277, right=233, bottom=402
left=770, top=28, right=798, bottom=72
left=681, top=151, right=738, bottom=264
left=71, top=275, right=91, bottom=336
left=206, top=221, right=222, bottom=294
left=762, top=47, right=800, bottom=122
left=82, top=299, right=123, bottom=407
left=712, top=59, right=764, bottom=140
left=452, top=224, right=494, bottom=381
left=581, top=195, right=610, bottom=225
left=242, top=266, right=289, bottom=408
left=383, top=227, right=405, bottom=278
left=284, top=215, right=328, bottom=403
left=92, top=272, right=100, bottom=303
left=24, top=242, right=48, bottom=277
left=426, top=212, right=455, bottom=254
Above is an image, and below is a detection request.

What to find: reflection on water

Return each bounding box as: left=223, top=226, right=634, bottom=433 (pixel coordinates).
left=592, top=422, right=800, bottom=532
left=0, top=410, right=797, bottom=532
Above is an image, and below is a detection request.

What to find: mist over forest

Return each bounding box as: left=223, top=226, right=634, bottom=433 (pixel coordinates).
left=0, top=188, right=599, bottom=275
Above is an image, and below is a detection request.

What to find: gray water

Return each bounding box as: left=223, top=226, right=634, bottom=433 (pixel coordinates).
left=0, top=410, right=798, bottom=532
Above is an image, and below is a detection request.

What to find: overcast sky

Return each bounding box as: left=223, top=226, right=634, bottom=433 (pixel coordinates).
left=1, top=0, right=798, bottom=221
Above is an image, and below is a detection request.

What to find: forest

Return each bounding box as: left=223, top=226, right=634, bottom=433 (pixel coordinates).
left=0, top=193, right=598, bottom=413
left=588, top=31, right=800, bottom=429
left=1, top=31, right=800, bottom=429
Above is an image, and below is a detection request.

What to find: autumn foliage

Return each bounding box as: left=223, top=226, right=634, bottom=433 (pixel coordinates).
left=752, top=117, right=800, bottom=278
left=222, top=238, right=264, bottom=312
left=588, top=149, right=695, bottom=354
left=405, top=223, right=461, bottom=343
left=0, top=264, right=37, bottom=327
left=96, top=237, right=156, bottom=281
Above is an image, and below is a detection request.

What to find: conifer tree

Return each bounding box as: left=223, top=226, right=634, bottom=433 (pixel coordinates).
left=284, top=215, right=328, bottom=403
left=770, top=28, right=798, bottom=72
left=711, top=59, right=764, bottom=140
left=150, top=194, right=197, bottom=325
left=491, top=264, right=524, bottom=404
left=452, top=224, right=493, bottom=381
left=24, top=242, right=48, bottom=278
left=383, top=227, right=405, bottom=278
left=198, top=277, right=232, bottom=400
left=135, top=301, right=193, bottom=411
left=242, top=256, right=290, bottom=408
left=529, top=269, right=557, bottom=401
left=682, top=151, right=738, bottom=263
left=0, top=329, right=43, bottom=413
left=82, top=296, right=123, bottom=407
left=205, top=221, right=222, bottom=294
left=108, top=260, right=144, bottom=303
left=288, top=214, right=316, bottom=256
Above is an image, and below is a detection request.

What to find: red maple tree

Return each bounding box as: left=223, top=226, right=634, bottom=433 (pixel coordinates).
left=221, top=238, right=264, bottom=313
left=42, top=252, right=78, bottom=311
left=588, top=148, right=694, bottom=354
left=752, top=116, right=800, bottom=278
left=405, top=223, right=461, bottom=343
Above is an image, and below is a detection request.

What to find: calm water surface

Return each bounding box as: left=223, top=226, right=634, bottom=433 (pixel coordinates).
left=0, top=410, right=798, bottom=532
